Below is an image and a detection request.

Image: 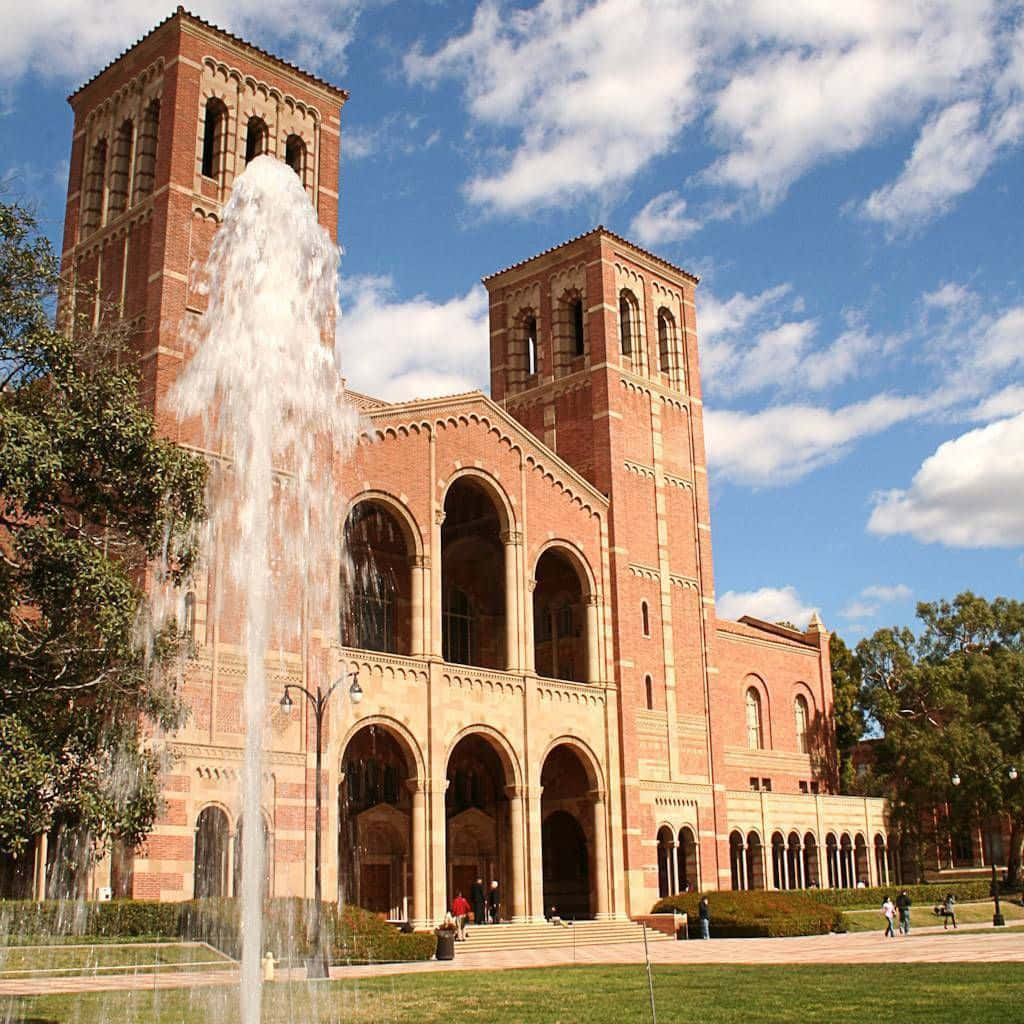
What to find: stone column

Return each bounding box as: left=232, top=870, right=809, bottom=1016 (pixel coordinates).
left=226, top=829, right=236, bottom=899
left=591, top=790, right=610, bottom=919
left=525, top=579, right=537, bottom=674
left=585, top=594, right=600, bottom=683
left=408, top=779, right=428, bottom=927
left=501, top=531, right=522, bottom=672
left=431, top=511, right=444, bottom=658
left=740, top=843, right=748, bottom=890
left=505, top=785, right=527, bottom=922
left=409, top=555, right=427, bottom=656
left=526, top=785, right=545, bottom=921
left=669, top=841, right=679, bottom=895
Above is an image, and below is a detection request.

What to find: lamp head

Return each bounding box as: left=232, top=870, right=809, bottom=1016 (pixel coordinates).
left=280, top=690, right=294, bottom=715
left=1010, top=767, right=1019, bottom=782
left=349, top=677, right=363, bottom=705
left=951, top=772, right=961, bottom=787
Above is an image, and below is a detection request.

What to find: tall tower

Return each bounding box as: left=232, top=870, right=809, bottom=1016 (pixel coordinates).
left=58, top=8, right=348, bottom=901
left=484, top=228, right=725, bottom=906
left=61, top=6, right=347, bottom=433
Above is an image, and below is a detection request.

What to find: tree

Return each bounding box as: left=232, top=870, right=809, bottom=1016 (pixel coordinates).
left=829, top=633, right=865, bottom=793
left=857, top=593, right=1024, bottom=884
left=0, top=199, right=206, bottom=888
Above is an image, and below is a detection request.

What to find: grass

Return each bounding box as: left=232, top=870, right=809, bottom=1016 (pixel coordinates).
left=0, top=942, right=232, bottom=978
left=3, top=964, right=1024, bottom=1023
left=843, top=899, right=1024, bottom=933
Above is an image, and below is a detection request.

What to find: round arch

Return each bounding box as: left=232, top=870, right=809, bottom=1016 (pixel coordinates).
left=338, top=714, right=425, bottom=784
left=537, top=735, right=604, bottom=794
left=445, top=724, right=522, bottom=789
left=532, top=539, right=598, bottom=599
left=742, top=673, right=771, bottom=749
left=441, top=467, right=517, bottom=535
left=343, top=489, right=425, bottom=558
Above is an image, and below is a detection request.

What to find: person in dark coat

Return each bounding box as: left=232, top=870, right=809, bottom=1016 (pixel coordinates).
left=698, top=896, right=710, bottom=939
left=488, top=879, right=501, bottom=924
left=469, top=877, right=486, bottom=926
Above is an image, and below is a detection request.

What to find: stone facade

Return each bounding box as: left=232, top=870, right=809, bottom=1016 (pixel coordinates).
left=56, top=10, right=887, bottom=922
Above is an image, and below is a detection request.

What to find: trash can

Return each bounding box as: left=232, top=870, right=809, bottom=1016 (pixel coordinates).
left=435, top=929, right=456, bottom=961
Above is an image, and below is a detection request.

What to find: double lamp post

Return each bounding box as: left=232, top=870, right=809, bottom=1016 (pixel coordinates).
left=280, top=670, right=363, bottom=977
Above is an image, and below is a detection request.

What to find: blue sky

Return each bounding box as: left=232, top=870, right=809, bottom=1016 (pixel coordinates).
left=2, top=1, right=1022, bottom=643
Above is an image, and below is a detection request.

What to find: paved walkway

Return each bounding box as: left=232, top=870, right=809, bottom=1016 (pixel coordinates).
left=1, top=922, right=1020, bottom=998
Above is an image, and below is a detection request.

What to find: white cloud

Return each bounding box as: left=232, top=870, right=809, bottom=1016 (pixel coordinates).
left=868, top=412, right=1024, bottom=547
left=705, top=391, right=937, bottom=487
left=629, top=191, right=701, bottom=246
left=337, top=274, right=489, bottom=402
left=862, top=100, right=1017, bottom=233
left=840, top=600, right=878, bottom=620
left=860, top=583, right=912, bottom=602
left=0, top=2, right=361, bottom=84
left=717, top=585, right=815, bottom=628
left=969, top=384, right=1024, bottom=422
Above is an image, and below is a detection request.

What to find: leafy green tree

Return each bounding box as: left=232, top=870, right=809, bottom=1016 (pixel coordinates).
left=829, top=633, right=865, bottom=793
left=0, top=199, right=206, bottom=884
left=857, top=593, right=1024, bottom=884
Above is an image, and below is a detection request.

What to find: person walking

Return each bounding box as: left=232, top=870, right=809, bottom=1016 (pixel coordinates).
left=451, top=890, right=471, bottom=940
left=882, top=895, right=897, bottom=938
left=469, top=878, right=486, bottom=928
left=488, top=879, right=501, bottom=924
left=943, top=892, right=957, bottom=930
left=896, top=889, right=912, bottom=935
left=698, top=896, right=711, bottom=940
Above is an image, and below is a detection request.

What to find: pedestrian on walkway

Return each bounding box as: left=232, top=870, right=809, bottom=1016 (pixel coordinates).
left=488, top=880, right=501, bottom=924
left=943, top=892, right=957, bottom=930
left=451, top=891, right=471, bottom=940
left=896, top=889, right=912, bottom=935
left=469, top=878, right=486, bottom=927
left=882, top=895, right=896, bottom=938
left=699, top=896, right=711, bottom=940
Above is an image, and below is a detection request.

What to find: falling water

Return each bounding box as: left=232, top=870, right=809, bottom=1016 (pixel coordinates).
left=170, top=155, right=359, bottom=1024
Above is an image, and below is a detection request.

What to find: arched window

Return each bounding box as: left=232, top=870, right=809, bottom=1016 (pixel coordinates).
left=571, top=298, right=585, bottom=356
left=745, top=687, right=764, bottom=749
left=794, top=694, right=809, bottom=754
left=133, top=100, right=159, bottom=203
left=201, top=98, right=229, bottom=180
left=107, top=119, right=133, bottom=217
left=526, top=315, right=538, bottom=376
left=443, top=586, right=473, bottom=665
left=285, top=134, right=306, bottom=178
left=245, top=116, right=268, bottom=163
left=657, top=308, right=674, bottom=375
left=644, top=674, right=654, bottom=710
left=81, top=138, right=107, bottom=235
left=641, top=601, right=650, bottom=637
left=619, top=291, right=634, bottom=356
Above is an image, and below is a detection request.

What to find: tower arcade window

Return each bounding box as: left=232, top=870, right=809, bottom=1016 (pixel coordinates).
left=132, top=100, right=159, bottom=203
left=107, top=119, right=133, bottom=218
left=657, top=308, right=675, bottom=376
left=644, top=674, right=654, bottom=710
left=745, top=687, right=764, bottom=749
left=794, top=694, right=809, bottom=754
left=571, top=298, right=585, bottom=356
left=618, top=292, right=634, bottom=355
left=245, top=116, right=268, bottom=163
left=201, top=98, right=228, bottom=180
left=526, top=315, right=538, bottom=376
left=285, top=134, right=306, bottom=178
left=81, top=138, right=107, bottom=235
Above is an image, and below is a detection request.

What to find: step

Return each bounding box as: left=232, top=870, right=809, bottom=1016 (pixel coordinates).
left=454, top=921, right=674, bottom=954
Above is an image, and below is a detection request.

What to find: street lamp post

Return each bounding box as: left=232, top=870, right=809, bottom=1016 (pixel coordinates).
left=951, top=765, right=1018, bottom=928
left=280, top=671, right=364, bottom=977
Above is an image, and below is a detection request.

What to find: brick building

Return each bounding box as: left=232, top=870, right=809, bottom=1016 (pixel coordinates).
left=49, top=9, right=888, bottom=920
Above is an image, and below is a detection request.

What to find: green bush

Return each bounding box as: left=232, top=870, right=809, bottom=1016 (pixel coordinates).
left=651, top=891, right=844, bottom=938
left=800, top=881, right=997, bottom=910
left=0, top=899, right=436, bottom=962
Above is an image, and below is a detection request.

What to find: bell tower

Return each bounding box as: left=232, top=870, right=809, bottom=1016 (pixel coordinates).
left=484, top=228, right=728, bottom=906
left=60, top=7, right=348, bottom=429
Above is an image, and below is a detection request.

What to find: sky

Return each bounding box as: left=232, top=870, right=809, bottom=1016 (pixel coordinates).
left=2, top=0, right=1022, bottom=645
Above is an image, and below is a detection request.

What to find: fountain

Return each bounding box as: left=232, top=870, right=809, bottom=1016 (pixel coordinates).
left=170, top=154, right=359, bottom=1023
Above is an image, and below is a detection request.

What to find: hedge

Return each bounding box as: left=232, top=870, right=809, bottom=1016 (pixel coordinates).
left=651, top=891, right=844, bottom=938
left=799, top=881, right=1000, bottom=910
left=0, top=899, right=436, bottom=963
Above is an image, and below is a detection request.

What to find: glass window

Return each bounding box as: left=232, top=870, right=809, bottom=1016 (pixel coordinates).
left=794, top=695, right=809, bottom=754
left=745, top=687, right=764, bottom=749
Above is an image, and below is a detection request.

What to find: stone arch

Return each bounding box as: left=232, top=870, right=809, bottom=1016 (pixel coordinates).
left=874, top=833, right=889, bottom=886
left=656, top=824, right=675, bottom=898
left=442, top=467, right=516, bottom=535
left=532, top=541, right=598, bottom=684
left=742, top=673, right=771, bottom=749
left=446, top=724, right=522, bottom=789
left=194, top=804, right=231, bottom=899
left=233, top=808, right=273, bottom=900
left=338, top=714, right=425, bottom=783
left=745, top=829, right=766, bottom=890
left=677, top=824, right=699, bottom=891
left=854, top=833, right=869, bottom=886
left=803, top=832, right=821, bottom=888
left=825, top=832, right=840, bottom=888
left=729, top=830, right=745, bottom=890
left=344, top=490, right=425, bottom=559
left=538, top=734, right=604, bottom=794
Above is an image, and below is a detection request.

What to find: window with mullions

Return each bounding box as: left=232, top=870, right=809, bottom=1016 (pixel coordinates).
left=443, top=586, right=472, bottom=664
left=352, top=571, right=396, bottom=653
left=745, top=687, right=764, bottom=749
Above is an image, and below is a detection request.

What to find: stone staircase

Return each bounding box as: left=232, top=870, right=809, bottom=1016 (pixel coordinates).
left=454, top=919, right=676, bottom=954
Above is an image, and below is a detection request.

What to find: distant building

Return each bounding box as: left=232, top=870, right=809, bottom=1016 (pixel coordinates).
left=36, top=8, right=889, bottom=919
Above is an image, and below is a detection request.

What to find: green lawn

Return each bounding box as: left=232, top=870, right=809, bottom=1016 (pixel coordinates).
left=4, top=964, right=1024, bottom=1023
left=843, top=899, right=1024, bottom=933
left=0, top=942, right=231, bottom=978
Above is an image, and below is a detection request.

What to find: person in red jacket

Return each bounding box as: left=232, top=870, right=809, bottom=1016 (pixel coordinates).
left=451, top=891, right=471, bottom=939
